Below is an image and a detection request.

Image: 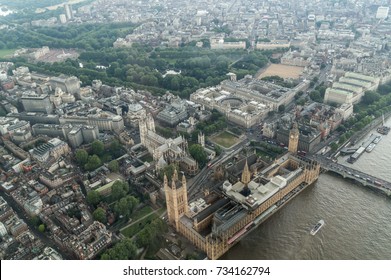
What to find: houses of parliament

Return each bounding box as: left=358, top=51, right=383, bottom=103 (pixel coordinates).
left=164, top=124, right=320, bottom=259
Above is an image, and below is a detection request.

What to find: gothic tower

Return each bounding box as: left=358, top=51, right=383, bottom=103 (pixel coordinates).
left=198, top=132, right=205, bottom=147
left=288, top=122, right=299, bottom=154
left=241, top=160, right=251, bottom=185
left=139, top=118, right=147, bottom=146
left=164, top=169, right=189, bottom=230
left=146, top=113, right=155, bottom=132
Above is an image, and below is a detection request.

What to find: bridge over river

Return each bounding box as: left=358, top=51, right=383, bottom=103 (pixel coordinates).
left=309, top=155, right=391, bottom=196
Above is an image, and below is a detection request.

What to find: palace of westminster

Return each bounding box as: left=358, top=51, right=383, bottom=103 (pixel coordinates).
left=163, top=123, right=321, bottom=259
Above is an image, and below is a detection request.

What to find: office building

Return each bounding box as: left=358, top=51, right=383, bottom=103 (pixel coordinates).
left=64, top=4, right=73, bottom=20
left=21, top=94, right=53, bottom=114
left=324, top=72, right=380, bottom=105
left=376, top=6, right=389, bottom=19
left=32, top=123, right=99, bottom=148
left=49, top=75, right=80, bottom=95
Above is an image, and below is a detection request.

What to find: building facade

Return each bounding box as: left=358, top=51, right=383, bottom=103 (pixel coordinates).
left=21, top=94, right=53, bottom=114
left=32, top=123, right=99, bottom=148
left=59, top=112, right=124, bottom=133
left=324, top=72, right=380, bottom=105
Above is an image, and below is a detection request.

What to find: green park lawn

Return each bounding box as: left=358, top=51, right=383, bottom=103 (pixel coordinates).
left=129, top=205, right=153, bottom=221
left=0, top=49, right=16, bottom=58
left=120, top=207, right=165, bottom=238
left=121, top=213, right=159, bottom=237
left=210, top=131, right=241, bottom=148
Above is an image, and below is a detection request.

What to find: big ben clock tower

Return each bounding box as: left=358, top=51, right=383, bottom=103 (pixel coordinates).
left=288, top=122, right=299, bottom=154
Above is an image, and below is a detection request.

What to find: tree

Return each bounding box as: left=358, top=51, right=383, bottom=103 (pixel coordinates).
left=93, top=207, right=107, bottom=224
left=100, top=238, right=137, bottom=260
left=278, top=104, right=285, bottom=112
left=84, top=154, right=102, bottom=171
left=337, top=124, right=346, bottom=133
left=109, top=140, right=122, bottom=158
left=113, top=195, right=139, bottom=218
left=362, top=91, right=380, bottom=105
left=136, top=218, right=168, bottom=249
left=309, top=90, right=322, bottom=102
left=38, top=224, right=45, bottom=233
left=108, top=160, right=119, bottom=172
left=111, top=180, right=129, bottom=200
left=75, top=149, right=89, bottom=166
left=30, top=215, right=42, bottom=227
left=141, top=74, right=158, bottom=86
left=339, top=135, right=347, bottom=144
left=136, top=227, right=152, bottom=248
left=330, top=142, right=339, bottom=152
left=214, top=145, right=222, bottom=156
left=189, top=144, right=208, bottom=167
left=86, top=190, right=101, bottom=206
left=378, top=83, right=391, bottom=95
left=296, top=98, right=306, bottom=106
left=170, top=76, right=181, bottom=90
left=91, top=140, right=105, bottom=156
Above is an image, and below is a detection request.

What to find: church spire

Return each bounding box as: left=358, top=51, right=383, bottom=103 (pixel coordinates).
left=241, top=160, right=251, bottom=185
left=172, top=168, right=179, bottom=182
left=164, top=173, right=168, bottom=187
left=182, top=174, right=186, bottom=186
left=146, top=113, right=155, bottom=132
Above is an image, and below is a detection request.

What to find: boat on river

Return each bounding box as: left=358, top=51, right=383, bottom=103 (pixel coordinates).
left=310, top=219, right=325, bottom=236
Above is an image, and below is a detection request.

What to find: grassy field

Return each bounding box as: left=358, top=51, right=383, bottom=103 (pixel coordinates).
left=129, top=205, right=153, bottom=221
left=121, top=207, right=165, bottom=238
left=0, top=49, right=16, bottom=58
left=255, top=150, right=274, bottom=162
left=211, top=131, right=241, bottom=148
left=121, top=213, right=159, bottom=237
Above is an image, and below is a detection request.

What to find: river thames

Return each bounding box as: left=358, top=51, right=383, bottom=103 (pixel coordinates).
left=223, top=118, right=391, bottom=260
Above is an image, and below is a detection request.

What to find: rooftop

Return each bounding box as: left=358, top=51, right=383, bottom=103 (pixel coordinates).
left=223, top=177, right=283, bottom=210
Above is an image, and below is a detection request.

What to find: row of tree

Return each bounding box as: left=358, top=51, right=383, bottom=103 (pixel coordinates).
left=194, top=109, right=228, bottom=136
left=309, top=82, right=328, bottom=103
left=87, top=180, right=130, bottom=207
left=93, top=194, right=139, bottom=224
left=261, top=75, right=298, bottom=88
left=337, top=89, right=391, bottom=145
left=251, top=141, right=285, bottom=157
left=100, top=238, right=137, bottom=260
left=377, top=80, right=391, bottom=96
left=0, top=23, right=136, bottom=50
left=75, top=139, right=123, bottom=171
left=6, top=41, right=272, bottom=98
left=99, top=216, right=168, bottom=260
